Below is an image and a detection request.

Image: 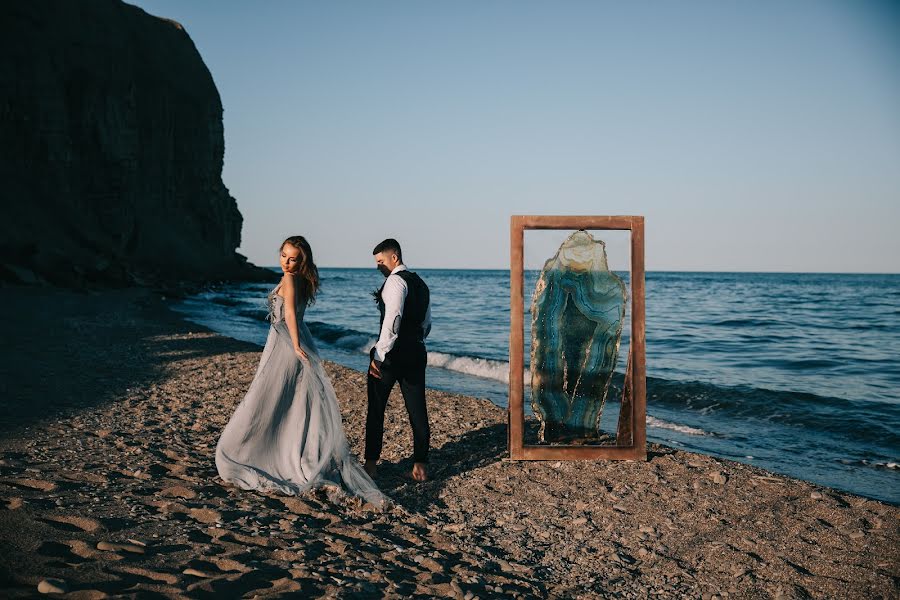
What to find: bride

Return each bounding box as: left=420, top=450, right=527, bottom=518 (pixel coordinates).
left=215, top=236, right=386, bottom=507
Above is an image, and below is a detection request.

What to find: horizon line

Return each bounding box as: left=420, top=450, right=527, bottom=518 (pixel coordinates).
left=261, top=265, right=900, bottom=276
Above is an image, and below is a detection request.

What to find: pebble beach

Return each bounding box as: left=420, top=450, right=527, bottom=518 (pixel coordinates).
left=0, top=287, right=897, bottom=598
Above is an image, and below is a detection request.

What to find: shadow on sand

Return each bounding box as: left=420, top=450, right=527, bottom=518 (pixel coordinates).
left=0, top=286, right=258, bottom=436
left=373, top=420, right=543, bottom=514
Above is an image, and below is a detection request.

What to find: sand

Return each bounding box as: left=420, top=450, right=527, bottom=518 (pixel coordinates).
left=0, top=286, right=897, bottom=598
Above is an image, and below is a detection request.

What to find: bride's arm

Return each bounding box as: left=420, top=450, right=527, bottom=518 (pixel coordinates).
left=280, top=274, right=309, bottom=361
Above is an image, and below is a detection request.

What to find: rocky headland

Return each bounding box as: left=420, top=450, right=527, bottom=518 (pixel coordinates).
left=0, top=0, right=275, bottom=288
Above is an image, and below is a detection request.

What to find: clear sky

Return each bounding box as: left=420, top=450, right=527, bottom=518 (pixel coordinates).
left=128, top=0, right=900, bottom=272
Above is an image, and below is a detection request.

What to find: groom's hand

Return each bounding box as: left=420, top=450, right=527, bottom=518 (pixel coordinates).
left=368, top=359, right=382, bottom=379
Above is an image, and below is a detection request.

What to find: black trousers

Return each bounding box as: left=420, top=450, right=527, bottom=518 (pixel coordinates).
left=365, top=346, right=430, bottom=464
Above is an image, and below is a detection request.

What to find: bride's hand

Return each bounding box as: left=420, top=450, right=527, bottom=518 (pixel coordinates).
left=294, top=346, right=309, bottom=361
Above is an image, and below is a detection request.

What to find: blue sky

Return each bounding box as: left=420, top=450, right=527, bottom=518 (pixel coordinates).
left=129, top=1, right=900, bottom=272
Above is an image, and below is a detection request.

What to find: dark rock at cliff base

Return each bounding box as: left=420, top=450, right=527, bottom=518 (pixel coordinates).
left=0, top=0, right=277, bottom=288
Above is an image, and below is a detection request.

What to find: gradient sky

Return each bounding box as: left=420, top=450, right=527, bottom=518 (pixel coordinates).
left=128, top=0, right=900, bottom=272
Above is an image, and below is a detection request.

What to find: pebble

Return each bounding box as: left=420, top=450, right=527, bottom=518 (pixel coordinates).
left=97, top=541, right=145, bottom=554
left=810, top=491, right=824, bottom=500
left=38, top=578, right=68, bottom=594
left=188, top=508, right=221, bottom=524
left=161, top=485, right=197, bottom=499
left=710, top=472, right=727, bottom=485
left=9, top=478, right=57, bottom=492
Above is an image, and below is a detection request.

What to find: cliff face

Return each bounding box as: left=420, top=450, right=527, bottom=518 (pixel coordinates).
left=0, top=0, right=276, bottom=287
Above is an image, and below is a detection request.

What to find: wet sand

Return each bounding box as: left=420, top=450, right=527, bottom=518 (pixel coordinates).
left=0, top=286, right=897, bottom=598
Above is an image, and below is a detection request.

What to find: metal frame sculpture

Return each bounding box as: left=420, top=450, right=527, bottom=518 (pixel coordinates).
left=508, top=215, right=647, bottom=460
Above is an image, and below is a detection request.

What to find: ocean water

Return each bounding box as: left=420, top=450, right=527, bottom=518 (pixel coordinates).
left=172, top=269, right=900, bottom=504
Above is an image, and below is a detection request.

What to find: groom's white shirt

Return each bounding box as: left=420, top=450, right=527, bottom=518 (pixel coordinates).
left=373, top=264, right=432, bottom=363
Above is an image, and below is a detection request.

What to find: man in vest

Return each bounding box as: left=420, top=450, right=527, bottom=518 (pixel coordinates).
left=365, top=238, right=432, bottom=482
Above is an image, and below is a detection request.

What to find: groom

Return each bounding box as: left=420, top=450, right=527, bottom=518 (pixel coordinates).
left=365, top=238, right=432, bottom=482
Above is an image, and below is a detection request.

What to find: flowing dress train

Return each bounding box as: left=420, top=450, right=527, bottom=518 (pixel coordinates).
left=215, top=285, right=386, bottom=507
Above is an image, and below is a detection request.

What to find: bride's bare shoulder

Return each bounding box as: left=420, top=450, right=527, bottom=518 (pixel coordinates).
left=280, top=273, right=302, bottom=300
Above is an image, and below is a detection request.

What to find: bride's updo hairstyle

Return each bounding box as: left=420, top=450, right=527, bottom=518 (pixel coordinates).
left=281, top=236, right=320, bottom=305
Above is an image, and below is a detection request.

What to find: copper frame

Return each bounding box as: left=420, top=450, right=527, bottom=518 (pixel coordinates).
left=508, top=215, right=647, bottom=460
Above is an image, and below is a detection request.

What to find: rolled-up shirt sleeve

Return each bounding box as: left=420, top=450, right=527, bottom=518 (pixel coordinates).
left=373, top=275, right=407, bottom=363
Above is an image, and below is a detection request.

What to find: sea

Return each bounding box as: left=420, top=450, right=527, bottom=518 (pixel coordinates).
left=171, top=269, right=900, bottom=504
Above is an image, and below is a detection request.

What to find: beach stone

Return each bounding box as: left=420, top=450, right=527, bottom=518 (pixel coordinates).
left=114, top=565, right=178, bottom=584
left=38, top=578, right=68, bottom=594
left=710, top=472, right=728, bottom=485
left=45, top=514, right=103, bottom=532
left=66, top=540, right=97, bottom=559
left=161, top=485, right=197, bottom=499
left=8, top=478, right=57, bottom=491
left=64, top=591, right=108, bottom=600
left=97, top=541, right=145, bottom=554
left=419, top=556, right=444, bottom=573
left=810, top=491, right=824, bottom=500
left=188, top=507, right=221, bottom=524
left=213, top=557, right=252, bottom=572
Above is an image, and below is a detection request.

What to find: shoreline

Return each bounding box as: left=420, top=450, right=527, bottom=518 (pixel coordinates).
left=0, top=286, right=897, bottom=597
left=175, top=276, right=900, bottom=507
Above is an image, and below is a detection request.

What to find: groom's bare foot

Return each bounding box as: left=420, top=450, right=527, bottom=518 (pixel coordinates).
left=364, top=459, right=378, bottom=477
left=411, top=462, right=427, bottom=482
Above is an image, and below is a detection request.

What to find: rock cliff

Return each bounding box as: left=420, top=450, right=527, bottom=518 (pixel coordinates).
left=0, top=0, right=276, bottom=287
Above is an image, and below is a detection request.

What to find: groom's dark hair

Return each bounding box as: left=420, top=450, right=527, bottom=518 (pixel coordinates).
left=373, top=238, right=402, bottom=262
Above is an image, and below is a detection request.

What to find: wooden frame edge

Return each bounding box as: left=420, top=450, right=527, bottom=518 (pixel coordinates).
left=508, top=215, right=647, bottom=461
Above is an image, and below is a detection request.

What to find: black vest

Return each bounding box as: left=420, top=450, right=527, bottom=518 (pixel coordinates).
left=377, top=270, right=430, bottom=353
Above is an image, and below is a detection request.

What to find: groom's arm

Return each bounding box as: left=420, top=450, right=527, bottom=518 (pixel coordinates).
left=372, top=275, right=407, bottom=364
left=422, top=297, right=432, bottom=341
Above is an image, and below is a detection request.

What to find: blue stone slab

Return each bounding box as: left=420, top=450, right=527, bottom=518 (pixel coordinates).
left=530, top=231, right=627, bottom=443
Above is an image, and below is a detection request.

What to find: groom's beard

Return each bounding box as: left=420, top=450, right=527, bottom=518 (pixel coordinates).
left=377, top=265, right=391, bottom=277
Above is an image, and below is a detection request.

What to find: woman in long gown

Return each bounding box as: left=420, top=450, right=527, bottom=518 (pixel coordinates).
left=215, top=236, right=386, bottom=507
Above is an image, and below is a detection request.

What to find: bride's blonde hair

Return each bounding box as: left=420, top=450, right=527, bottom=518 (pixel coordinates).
left=281, top=236, right=319, bottom=305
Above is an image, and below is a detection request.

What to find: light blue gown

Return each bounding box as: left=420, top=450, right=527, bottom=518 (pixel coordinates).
left=215, top=285, right=386, bottom=507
